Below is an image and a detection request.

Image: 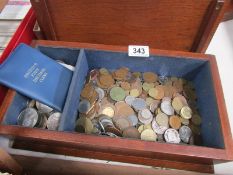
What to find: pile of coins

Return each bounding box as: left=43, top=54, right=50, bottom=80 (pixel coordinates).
left=76, top=67, right=202, bottom=145
left=17, top=100, right=61, bottom=130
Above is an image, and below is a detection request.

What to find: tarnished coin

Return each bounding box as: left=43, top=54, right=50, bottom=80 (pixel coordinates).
left=138, top=125, right=144, bottom=133
left=113, top=67, right=129, bottom=80
left=191, top=114, right=202, bottom=125
left=99, top=74, right=115, bottom=88
left=95, top=87, right=105, bottom=102
left=189, top=124, right=201, bottom=135
left=78, top=99, right=91, bottom=114
left=36, top=101, right=53, bottom=113
left=47, top=112, right=61, bottom=130
left=155, top=113, right=169, bottom=127
left=169, top=115, right=181, bottom=130
left=110, top=87, right=126, bottom=101
left=75, top=116, right=86, bottom=133
left=180, top=106, right=192, bottom=119
left=143, top=72, right=158, bottom=83
left=36, top=113, right=47, bottom=129
left=145, top=97, right=155, bottom=106
left=27, top=100, right=36, bottom=108
left=18, top=107, right=39, bottom=127
left=158, top=76, right=168, bottom=84
left=179, top=125, right=192, bottom=143
left=161, top=101, right=174, bottom=116
left=148, top=86, right=164, bottom=100
left=164, top=128, right=181, bottom=144
left=114, top=118, right=131, bottom=131
left=180, top=117, right=190, bottom=125
left=130, top=89, right=140, bottom=97
left=99, top=68, right=109, bottom=75
left=125, top=95, right=136, bottom=106
left=115, top=101, right=135, bottom=118
left=127, top=115, right=138, bottom=126
left=151, top=118, right=168, bottom=134
left=105, top=126, right=122, bottom=137
left=141, top=129, right=157, bottom=141
left=123, top=127, right=140, bottom=139
left=149, top=100, right=160, bottom=112
left=131, top=98, right=147, bottom=111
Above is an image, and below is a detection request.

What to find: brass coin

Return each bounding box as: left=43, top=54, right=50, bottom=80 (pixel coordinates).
left=191, top=114, right=202, bottom=126
left=138, top=125, right=144, bottom=133
left=81, top=83, right=94, bottom=99
left=99, top=68, right=109, bottom=75
left=145, top=97, right=155, bottom=106
left=113, top=67, right=129, bottom=80
left=102, top=106, right=115, bottom=118
left=148, top=86, right=164, bottom=100
left=130, top=89, right=140, bottom=97
left=180, top=117, right=190, bottom=125
left=123, top=127, right=140, bottom=139
left=143, top=72, right=158, bottom=83
left=110, top=87, right=126, bottom=101
left=142, top=82, right=154, bottom=92
left=180, top=106, right=192, bottom=119
left=120, top=81, right=131, bottom=90
left=141, top=129, right=157, bottom=141
left=169, top=115, right=181, bottom=130
left=172, top=96, right=185, bottom=111
left=173, top=79, right=184, bottom=93
left=155, top=113, right=169, bottom=127
left=163, top=85, right=175, bottom=98
left=144, top=123, right=152, bottom=130
left=99, top=74, right=115, bottom=88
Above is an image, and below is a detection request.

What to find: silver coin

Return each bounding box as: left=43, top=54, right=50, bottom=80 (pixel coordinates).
left=164, top=128, right=181, bottom=144
left=78, top=99, right=91, bottom=113
left=125, top=95, right=136, bottom=106
left=151, top=118, right=167, bottom=134
left=127, top=114, right=138, bottom=126
left=159, top=75, right=168, bottom=84
left=18, top=107, right=39, bottom=127
left=138, top=109, right=153, bottom=125
left=161, top=101, right=174, bottom=116
left=132, top=98, right=147, bottom=112
left=95, top=87, right=105, bottom=102
left=47, top=112, right=61, bottom=130
left=36, top=101, right=53, bottom=114
left=179, top=125, right=192, bottom=143
left=162, top=97, right=171, bottom=103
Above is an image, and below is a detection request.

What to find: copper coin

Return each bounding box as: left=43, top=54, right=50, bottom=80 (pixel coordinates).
left=114, top=118, right=131, bottom=131
left=115, top=101, right=135, bottom=118
left=169, top=115, right=181, bottom=129
left=123, top=127, right=140, bottom=139
left=121, top=81, right=131, bottom=90
left=148, top=85, right=164, bottom=100
left=81, top=83, right=94, bottom=99
left=143, top=72, right=158, bottom=83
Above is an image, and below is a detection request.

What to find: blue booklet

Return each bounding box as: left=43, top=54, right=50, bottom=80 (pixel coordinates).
left=0, top=44, right=73, bottom=112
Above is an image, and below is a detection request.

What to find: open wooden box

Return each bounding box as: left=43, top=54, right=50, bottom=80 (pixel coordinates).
left=0, top=0, right=233, bottom=173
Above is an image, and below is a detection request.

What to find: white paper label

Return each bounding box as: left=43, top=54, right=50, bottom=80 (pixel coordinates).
left=128, top=45, right=149, bottom=57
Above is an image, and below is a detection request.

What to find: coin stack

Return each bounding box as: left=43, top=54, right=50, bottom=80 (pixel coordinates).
left=77, top=67, right=202, bottom=145
left=17, top=100, right=61, bottom=130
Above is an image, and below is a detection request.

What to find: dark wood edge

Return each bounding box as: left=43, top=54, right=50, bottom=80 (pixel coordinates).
left=0, top=89, right=15, bottom=122
left=209, top=55, right=233, bottom=159
left=193, top=0, right=228, bottom=53
left=222, top=0, right=233, bottom=21
left=12, top=140, right=214, bottom=174
left=0, top=148, right=22, bottom=175
left=30, top=0, right=56, bottom=40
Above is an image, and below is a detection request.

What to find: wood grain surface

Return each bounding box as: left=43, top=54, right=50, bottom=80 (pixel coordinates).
left=30, top=0, right=227, bottom=52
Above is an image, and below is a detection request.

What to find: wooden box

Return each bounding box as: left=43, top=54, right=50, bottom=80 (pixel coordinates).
left=0, top=0, right=232, bottom=173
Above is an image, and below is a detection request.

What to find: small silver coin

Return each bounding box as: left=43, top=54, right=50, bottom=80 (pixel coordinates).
left=179, top=125, right=192, bottom=143
left=161, top=101, right=174, bottom=116
left=138, top=110, right=153, bottom=125
left=159, top=75, right=168, bottom=84
left=95, top=87, right=105, bottom=102
left=132, top=98, right=147, bottom=112
left=164, top=128, right=181, bottom=144
left=18, top=108, right=39, bottom=127
left=47, top=112, right=61, bottom=130
left=36, top=101, right=53, bottom=114
left=151, top=118, right=168, bottom=134
left=125, top=95, right=136, bottom=106
left=78, top=99, right=91, bottom=113
left=127, top=114, right=138, bottom=126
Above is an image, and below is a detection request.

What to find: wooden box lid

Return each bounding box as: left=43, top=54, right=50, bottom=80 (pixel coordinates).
left=31, top=0, right=227, bottom=53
